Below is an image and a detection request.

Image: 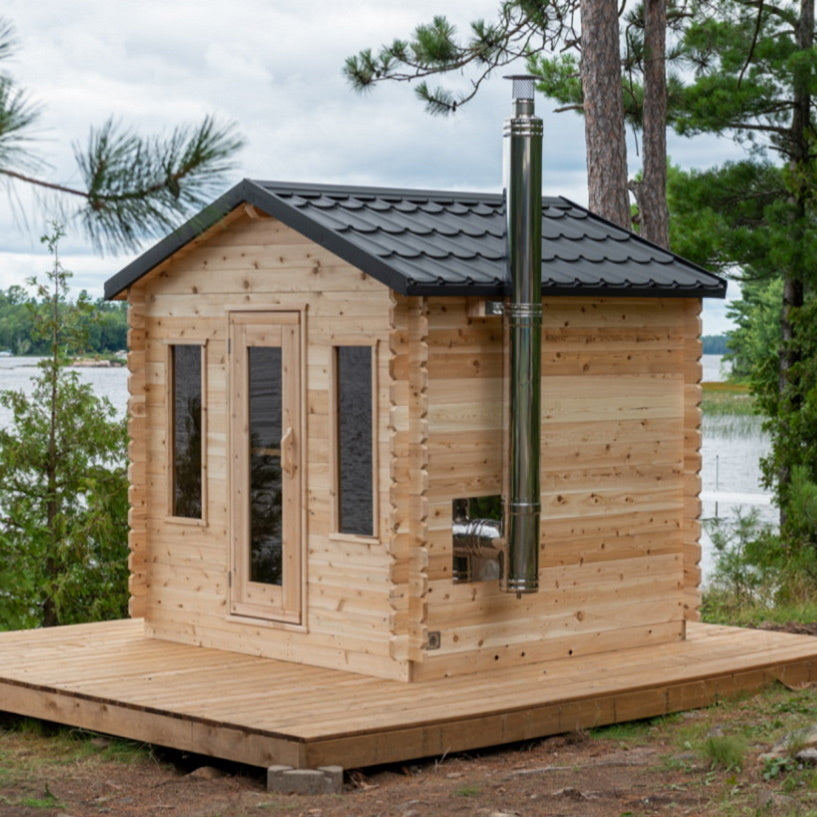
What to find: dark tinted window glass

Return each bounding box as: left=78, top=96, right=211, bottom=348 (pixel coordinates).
left=248, top=346, right=283, bottom=585
left=172, top=345, right=202, bottom=518
left=337, top=347, right=373, bottom=536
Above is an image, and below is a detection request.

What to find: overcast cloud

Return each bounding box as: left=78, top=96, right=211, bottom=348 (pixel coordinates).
left=0, top=1, right=740, bottom=332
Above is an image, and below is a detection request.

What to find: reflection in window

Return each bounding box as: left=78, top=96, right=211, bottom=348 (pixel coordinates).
left=452, top=496, right=503, bottom=583
left=336, top=346, right=373, bottom=536
left=171, top=345, right=202, bottom=518
left=248, top=346, right=283, bottom=585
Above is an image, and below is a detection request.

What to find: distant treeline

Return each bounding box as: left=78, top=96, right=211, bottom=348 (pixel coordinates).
left=702, top=334, right=730, bottom=355
left=0, top=287, right=731, bottom=359
left=0, top=285, right=127, bottom=356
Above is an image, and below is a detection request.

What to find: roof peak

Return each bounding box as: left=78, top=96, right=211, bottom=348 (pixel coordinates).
left=249, top=179, right=579, bottom=208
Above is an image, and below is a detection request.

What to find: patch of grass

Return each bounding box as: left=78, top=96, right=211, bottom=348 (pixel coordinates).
left=12, top=717, right=59, bottom=738
left=702, top=381, right=750, bottom=393
left=590, top=720, right=652, bottom=742
left=702, top=588, right=817, bottom=628
left=701, top=381, right=757, bottom=417
left=700, top=735, right=746, bottom=771
left=5, top=783, right=64, bottom=810
left=20, top=794, right=62, bottom=809
left=591, top=715, right=677, bottom=744
left=94, top=735, right=156, bottom=764
left=0, top=717, right=160, bottom=792
left=673, top=719, right=712, bottom=751
left=770, top=690, right=817, bottom=718
left=454, top=784, right=481, bottom=797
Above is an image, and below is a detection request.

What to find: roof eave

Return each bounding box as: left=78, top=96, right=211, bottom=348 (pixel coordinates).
left=539, top=282, right=727, bottom=298
left=104, top=180, right=728, bottom=301
left=104, top=178, right=436, bottom=299
left=404, top=281, right=725, bottom=298
left=104, top=179, right=259, bottom=300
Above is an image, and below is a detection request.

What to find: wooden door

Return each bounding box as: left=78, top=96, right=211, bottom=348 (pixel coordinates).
left=229, top=312, right=302, bottom=624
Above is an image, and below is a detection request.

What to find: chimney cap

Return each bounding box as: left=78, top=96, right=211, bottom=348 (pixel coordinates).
left=504, top=74, right=538, bottom=100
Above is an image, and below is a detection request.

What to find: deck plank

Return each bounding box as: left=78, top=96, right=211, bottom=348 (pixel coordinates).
left=0, top=619, right=816, bottom=769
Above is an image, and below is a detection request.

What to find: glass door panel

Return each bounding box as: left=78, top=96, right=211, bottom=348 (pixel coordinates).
left=249, top=346, right=283, bottom=585
left=230, top=313, right=301, bottom=623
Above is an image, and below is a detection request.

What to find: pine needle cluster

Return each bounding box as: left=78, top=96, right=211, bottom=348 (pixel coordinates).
left=0, top=17, right=244, bottom=253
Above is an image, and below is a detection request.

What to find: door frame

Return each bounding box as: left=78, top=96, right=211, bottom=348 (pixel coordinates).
left=228, top=309, right=305, bottom=625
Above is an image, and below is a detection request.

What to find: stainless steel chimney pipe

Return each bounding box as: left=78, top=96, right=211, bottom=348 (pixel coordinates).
left=501, top=75, right=542, bottom=595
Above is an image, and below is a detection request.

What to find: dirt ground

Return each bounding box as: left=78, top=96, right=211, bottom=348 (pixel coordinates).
left=2, top=675, right=817, bottom=817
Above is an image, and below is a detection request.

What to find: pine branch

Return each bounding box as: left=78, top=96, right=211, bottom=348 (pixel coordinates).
left=0, top=16, right=243, bottom=253
left=0, top=17, right=19, bottom=66
left=0, top=167, right=86, bottom=198
left=344, top=2, right=580, bottom=114
left=0, top=77, right=42, bottom=172
left=73, top=115, right=244, bottom=253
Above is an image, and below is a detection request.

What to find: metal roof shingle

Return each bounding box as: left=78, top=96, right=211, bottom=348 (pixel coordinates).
left=104, top=179, right=727, bottom=300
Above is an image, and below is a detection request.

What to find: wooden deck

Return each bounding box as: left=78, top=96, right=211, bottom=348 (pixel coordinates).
left=1, top=619, right=817, bottom=770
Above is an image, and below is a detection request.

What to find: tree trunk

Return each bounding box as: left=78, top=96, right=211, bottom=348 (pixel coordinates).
left=778, top=0, right=813, bottom=529
left=636, top=0, right=669, bottom=247
left=579, top=0, right=631, bottom=228
left=43, top=282, right=61, bottom=628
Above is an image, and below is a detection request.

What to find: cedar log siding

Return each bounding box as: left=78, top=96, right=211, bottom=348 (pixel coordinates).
left=127, top=289, right=149, bottom=618
left=126, top=211, right=409, bottom=680
left=124, top=206, right=703, bottom=682
left=683, top=301, right=704, bottom=620
left=414, top=296, right=699, bottom=681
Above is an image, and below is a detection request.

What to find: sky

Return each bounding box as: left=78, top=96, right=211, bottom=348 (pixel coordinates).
left=0, top=0, right=743, bottom=334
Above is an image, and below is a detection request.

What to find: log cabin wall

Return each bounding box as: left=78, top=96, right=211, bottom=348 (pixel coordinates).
left=126, top=289, right=148, bottom=618
left=123, top=206, right=705, bottom=682
left=127, top=210, right=411, bottom=681
left=415, top=295, right=700, bottom=681
left=682, top=301, right=704, bottom=620
left=387, top=294, right=430, bottom=668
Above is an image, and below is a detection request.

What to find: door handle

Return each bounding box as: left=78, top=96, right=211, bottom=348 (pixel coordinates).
left=281, top=427, right=297, bottom=477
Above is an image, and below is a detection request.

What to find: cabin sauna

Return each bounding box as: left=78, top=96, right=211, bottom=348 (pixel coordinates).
left=112, top=191, right=722, bottom=684
left=108, top=59, right=724, bottom=689
left=11, top=84, right=817, bottom=781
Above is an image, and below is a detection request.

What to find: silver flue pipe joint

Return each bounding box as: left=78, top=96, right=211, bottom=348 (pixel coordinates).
left=501, top=75, right=543, bottom=596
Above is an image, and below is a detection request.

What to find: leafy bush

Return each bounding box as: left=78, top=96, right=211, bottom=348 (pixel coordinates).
left=702, top=509, right=817, bottom=625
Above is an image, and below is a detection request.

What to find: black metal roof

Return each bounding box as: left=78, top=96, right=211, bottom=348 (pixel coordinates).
left=104, top=179, right=726, bottom=300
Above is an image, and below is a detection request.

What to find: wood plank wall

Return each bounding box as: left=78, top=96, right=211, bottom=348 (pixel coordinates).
left=127, top=211, right=410, bottom=680
left=682, top=300, right=703, bottom=620
left=414, top=296, right=698, bottom=681
left=124, top=207, right=704, bottom=683
left=127, top=289, right=148, bottom=617
left=387, top=295, right=430, bottom=666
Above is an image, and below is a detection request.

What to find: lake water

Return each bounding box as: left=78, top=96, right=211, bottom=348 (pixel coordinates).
left=0, top=354, right=770, bottom=584
left=700, top=355, right=774, bottom=581
left=0, top=356, right=129, bottom=428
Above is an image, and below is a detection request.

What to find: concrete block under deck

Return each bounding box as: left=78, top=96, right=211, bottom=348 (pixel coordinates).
left=0, top=619, right=816, bottom=770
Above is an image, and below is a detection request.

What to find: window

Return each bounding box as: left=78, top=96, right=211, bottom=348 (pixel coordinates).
left=170, top=344, right=203, bottom=519
left=247, top=345, right=283, bottom=585
left=335, top=346, right=374, bottom=536
left=452, top=496, right=503, bottom=583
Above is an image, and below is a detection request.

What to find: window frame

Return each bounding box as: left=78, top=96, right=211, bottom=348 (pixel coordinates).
left=228, top=310, right=304, bottom=626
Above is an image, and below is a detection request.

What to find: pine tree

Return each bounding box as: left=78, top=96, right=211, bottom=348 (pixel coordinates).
left=343, top=1, right=671, bottom=242
left=663, top=0, right=817, bottom=542
left=0, top=18, right=243, bottom=253
left=0, top=226, right=129, bottom=628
